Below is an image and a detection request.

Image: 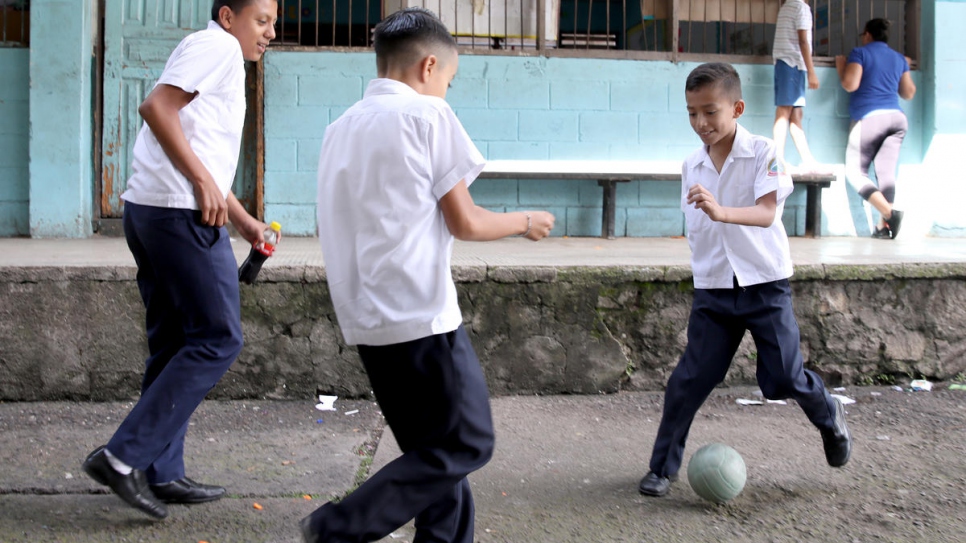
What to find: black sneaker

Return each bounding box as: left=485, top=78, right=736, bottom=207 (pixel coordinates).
left=871, top=226, right=892, bottom=239
left=885, top=209, right=903, bottom=239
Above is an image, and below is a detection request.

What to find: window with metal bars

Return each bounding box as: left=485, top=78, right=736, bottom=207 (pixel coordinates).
left=270, top=0, right=918, bottom=63
left=0, top=0, right=29, bottom=47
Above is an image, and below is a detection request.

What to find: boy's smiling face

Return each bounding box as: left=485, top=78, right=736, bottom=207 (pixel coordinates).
left=685, top=84, right=744, bottom=151
left=219, top=0, right=278, bottom=62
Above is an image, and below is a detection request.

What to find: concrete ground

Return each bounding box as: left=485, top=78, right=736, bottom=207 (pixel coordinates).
left=1, top=235, right=964, bottom=541
left=0, top=386, right=964, bottom=543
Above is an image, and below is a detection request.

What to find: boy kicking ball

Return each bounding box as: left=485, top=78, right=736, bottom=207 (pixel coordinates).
left=305, top=8, right=554, bottom=543
left=638, top=63, right=852, bottom=498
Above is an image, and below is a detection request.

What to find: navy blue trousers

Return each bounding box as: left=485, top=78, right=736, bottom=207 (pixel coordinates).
left=648, top=279, right=835, bottom=478
left=107, top=202, right=243, bottom=484
left=303, top=326, right=495, bottom=543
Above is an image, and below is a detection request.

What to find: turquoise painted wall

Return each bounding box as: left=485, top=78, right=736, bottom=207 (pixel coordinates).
left=263, top=52, right=923, bottom=237
left=0, top=48, right=29, bottom=236
left=924, top=0, right=966, bottom=236
left=27, top=0, right=93, bottom=238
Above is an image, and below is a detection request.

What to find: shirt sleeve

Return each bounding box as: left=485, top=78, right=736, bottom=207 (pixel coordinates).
left=795, top=4, right=812, bottom=30
left=847, top=46, right=866, bottom=67
left=755, top=140, right=793, bottom=205
left=157, top=32, right=240, bottom=96
left=428, top=105, right=486, bottom=200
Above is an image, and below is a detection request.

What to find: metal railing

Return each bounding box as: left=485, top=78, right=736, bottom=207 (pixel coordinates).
left=0, top=0, right=29, bottom=47
left=270, top=0, right=919, bottom=62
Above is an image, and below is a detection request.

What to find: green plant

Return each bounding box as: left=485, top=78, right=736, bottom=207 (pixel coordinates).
left=875, top=373, right=896, bottom=385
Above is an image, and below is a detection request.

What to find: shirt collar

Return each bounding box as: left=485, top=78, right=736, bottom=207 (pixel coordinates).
left=689, top=122, right=754, bottom=172
left=207, top=20, right=225, bottom=32
left=365, top=78, right=420, bottom=98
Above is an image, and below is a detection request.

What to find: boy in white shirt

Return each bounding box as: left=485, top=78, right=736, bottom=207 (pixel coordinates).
left=305, top=7, right=554, bottom=543
left=637, top=63, right=851, bottom=498
left=82, top=0, right=277, bottom=520
left=773, top=0, right=820, bottom=169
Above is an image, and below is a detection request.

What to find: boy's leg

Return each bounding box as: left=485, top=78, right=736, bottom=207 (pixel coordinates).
left=414, top=478, right=473, bottom=542
left=647, top=289, right=744, bottom=480
left=302, top=325, right=494, bottom=543
left=106, top=203, right=244, bottom=476
left=743, top=279, right=851, bottom=465
left=773, top=60, right=809, bottom=164
left=773, top=106, right=794, bottom=162
left=788, top=106, right=818, bottom=167
left=124, top=216, right=191, bottom=485
left=744, top=279, right=834, bottom=427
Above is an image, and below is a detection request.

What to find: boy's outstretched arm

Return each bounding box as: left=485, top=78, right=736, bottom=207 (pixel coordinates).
left=686, top=184, right=778, bottom=228
left=138, top=84, right=227, bottom=227
left=440, top=180, right=555, bottom=241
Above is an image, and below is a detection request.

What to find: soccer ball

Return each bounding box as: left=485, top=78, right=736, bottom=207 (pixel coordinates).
left=686, top=443, right=746, bottom=504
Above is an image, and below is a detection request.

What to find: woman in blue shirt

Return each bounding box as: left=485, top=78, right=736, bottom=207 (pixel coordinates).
left=835, top=18, right=916, bottom=239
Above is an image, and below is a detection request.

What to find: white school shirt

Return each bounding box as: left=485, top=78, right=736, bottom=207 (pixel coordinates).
left=316, top=78, right=486, bottom=346
left=682, top=124, right=794, bottom=289
left=773, top=0, right=813, bottom=71
left=121, top=21, right=246, bottom=210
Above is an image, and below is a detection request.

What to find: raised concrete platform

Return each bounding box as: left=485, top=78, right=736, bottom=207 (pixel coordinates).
left=1, top=236, right=965, bottom=401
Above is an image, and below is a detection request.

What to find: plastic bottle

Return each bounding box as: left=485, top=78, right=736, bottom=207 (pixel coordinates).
left=238, top=221, right=281, bottom=285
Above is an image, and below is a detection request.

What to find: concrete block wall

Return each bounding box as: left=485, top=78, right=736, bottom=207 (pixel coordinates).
left=0, top=49, right=29, bottom=237
left=923, top=0, right=966, bottom=237
left=263, top=52, right=923, bottom=237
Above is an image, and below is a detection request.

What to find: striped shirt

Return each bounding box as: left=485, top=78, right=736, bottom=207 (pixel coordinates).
left=773, top=0, right=813, bottom=71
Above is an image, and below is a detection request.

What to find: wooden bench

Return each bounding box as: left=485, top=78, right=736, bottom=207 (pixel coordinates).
left=477, top=160, right=835, bottom=239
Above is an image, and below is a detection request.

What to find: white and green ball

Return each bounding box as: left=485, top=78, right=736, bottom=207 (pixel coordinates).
left=687, top=443, right=746, bottom=504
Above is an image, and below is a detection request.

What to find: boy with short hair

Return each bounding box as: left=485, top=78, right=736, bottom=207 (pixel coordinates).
left=637, top=62, right=852, bottom=498
left=773, top=0, right=820, bottom=169
left=81, top=0, right=277, bottom=520
left=304, top=7, right=554, bottom=543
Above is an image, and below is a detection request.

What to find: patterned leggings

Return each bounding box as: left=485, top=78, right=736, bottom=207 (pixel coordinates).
left=845, top=110, right=908, bottom=203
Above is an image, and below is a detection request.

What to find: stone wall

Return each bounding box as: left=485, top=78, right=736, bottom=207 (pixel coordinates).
left=1, top=263, right=964, bottom=401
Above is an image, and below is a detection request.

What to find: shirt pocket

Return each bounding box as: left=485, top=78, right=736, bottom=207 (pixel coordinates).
left=219, top=89, right=246, bottom=137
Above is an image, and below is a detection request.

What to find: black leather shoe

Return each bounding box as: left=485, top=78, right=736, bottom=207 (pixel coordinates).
left=638, top=471, right=674, bottom=497
left=82, top=446, right=168, bottom=519
left=150, top=477, right=226, bottom=504
left=886, top=209, right=903, bottom=239
left=821, top=397, right=852, bottom=468
left=300, top=512, right=321, bottom=543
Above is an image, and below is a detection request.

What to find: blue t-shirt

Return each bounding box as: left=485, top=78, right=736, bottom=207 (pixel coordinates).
left=847, top=41, right=909, bottom=120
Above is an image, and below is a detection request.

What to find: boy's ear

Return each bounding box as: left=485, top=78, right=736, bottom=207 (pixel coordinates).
left=418, top=54, right=438, bottom=83
left=217, top=5, right=232, bottom=29
left=733, top=99, right=745, bottom=118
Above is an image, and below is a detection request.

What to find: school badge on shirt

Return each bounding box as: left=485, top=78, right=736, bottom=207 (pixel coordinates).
left=767, top=157, right=786, bottom=177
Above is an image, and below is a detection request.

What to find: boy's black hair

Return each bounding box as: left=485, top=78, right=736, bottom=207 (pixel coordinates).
left=373, top=8, right=457, bottom=74
left=211, top=0, right=254, bottom=22
left=685, top=62, right=742, bottom=101
left=864, top=18, right=891, bottom=43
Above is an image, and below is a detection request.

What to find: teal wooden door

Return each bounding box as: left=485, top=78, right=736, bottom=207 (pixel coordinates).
left=100, top=0, right=260, bottom=219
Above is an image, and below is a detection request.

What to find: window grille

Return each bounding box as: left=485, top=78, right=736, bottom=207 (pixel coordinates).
left=270, top=0, right=918, bottom=63
left=0, top=0, right=29, bottom=47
